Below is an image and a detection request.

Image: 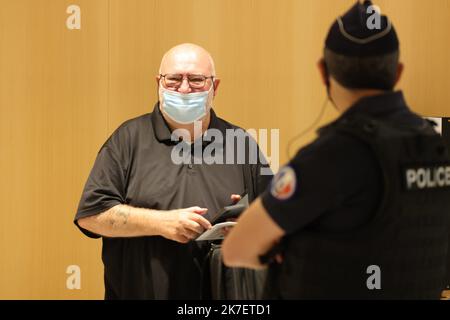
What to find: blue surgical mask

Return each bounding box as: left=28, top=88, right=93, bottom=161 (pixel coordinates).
left=160, top=87, right=212, bottom=124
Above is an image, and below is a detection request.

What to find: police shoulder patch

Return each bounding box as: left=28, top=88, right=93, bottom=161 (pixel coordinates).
left=270, top=166, right=297, bottom=200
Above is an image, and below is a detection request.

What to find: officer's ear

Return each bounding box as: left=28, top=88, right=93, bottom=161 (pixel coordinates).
left=317, top=59, right=330, bottom=88
left=394, top=63, right=404, bottom=87
left=155, top=75, right=161, bottom=86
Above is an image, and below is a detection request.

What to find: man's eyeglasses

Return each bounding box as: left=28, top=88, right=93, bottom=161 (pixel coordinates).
left=160, top=74, right=214, bottom=89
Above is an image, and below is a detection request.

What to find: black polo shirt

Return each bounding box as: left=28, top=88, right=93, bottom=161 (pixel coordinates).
left=74, top=103, right=271, bottom=299
left=262, top=91, right=426, bottom=234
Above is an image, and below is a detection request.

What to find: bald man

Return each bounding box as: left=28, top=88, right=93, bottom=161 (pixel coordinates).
left=74, top=44, right=271, bottom=299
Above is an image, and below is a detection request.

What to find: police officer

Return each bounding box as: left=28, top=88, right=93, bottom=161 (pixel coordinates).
left=222, top=0, right=450, bottom=299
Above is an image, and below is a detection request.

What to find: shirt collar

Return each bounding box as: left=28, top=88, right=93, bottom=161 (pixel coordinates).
left=151, top=102, right=224, bottom=144
left=340, top=90, right=409, bottom=119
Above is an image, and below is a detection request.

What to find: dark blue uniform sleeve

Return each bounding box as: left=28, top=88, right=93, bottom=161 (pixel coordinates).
left=261, top=133, right=381, bottom=235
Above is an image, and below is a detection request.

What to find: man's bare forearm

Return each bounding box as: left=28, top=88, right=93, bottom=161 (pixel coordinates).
left=78, top=204, right=163, bottom=238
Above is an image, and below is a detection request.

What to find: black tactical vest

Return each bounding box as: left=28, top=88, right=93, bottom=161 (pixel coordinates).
left=265, top=115, right=450, bottom=299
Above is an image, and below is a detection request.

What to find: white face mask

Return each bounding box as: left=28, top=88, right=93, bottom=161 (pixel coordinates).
left=159, top=86, right=214, bottom=125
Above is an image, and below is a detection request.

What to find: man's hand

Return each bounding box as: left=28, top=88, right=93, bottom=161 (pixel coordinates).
left=160, top=206, right=212, bottom=243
